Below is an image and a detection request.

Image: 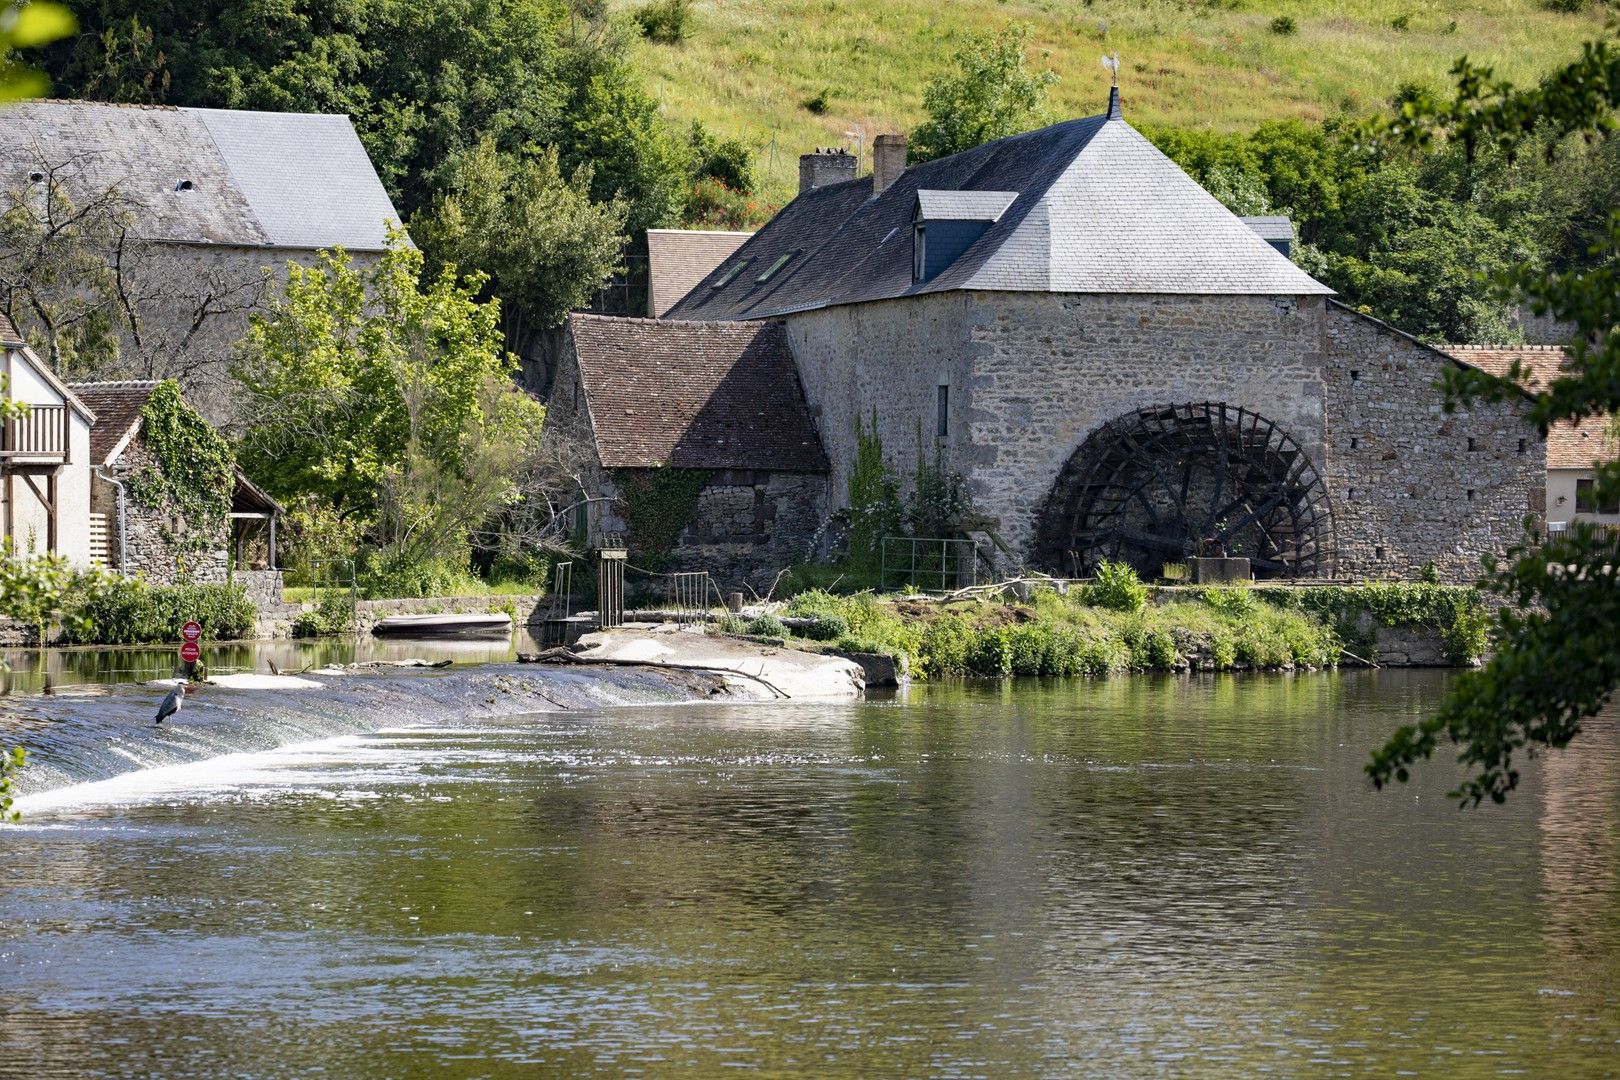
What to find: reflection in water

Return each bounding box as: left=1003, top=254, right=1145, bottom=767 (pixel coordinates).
left=2, top=671, right=1619, bottom=1077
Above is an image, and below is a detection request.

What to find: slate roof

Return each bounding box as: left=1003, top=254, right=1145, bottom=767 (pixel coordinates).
left=646, top=229, right=753, bottom=317
left=0, top=101, right=400, bottom=250
left=1240, top=216, right=1294, bottom=243
left=67, top=380, right=159, bottom=464
left=1440, top=345, right=1614, bottom=470
left=914, top=189, right=1018, bottom=221
left=665, top=109, right=1330, bottom=321
left=567, top=314, right=828, bottom=472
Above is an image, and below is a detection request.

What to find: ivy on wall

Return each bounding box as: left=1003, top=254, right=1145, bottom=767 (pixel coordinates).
left=611, top=466, right=712, bottom=569
left=125, top=380, right=235, bottom=556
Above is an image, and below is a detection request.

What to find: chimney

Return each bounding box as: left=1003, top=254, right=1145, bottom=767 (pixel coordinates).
left=872, top=133, right=907, bottom=196
left=798, top=148, right=856, bottom=194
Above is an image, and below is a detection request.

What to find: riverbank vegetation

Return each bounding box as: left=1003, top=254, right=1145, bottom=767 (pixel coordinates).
left=762, top=570, right=1489, bottom=679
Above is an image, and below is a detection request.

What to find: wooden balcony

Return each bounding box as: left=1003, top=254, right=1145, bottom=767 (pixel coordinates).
left=0, top=404, right=68, bottom=461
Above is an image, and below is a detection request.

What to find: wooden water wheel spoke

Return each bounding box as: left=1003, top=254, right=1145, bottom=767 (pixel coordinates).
left=1035, top=402, right=1337, bottom=580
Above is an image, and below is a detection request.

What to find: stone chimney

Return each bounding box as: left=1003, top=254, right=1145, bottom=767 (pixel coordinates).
left=872, top=133, right=907, bottom=195
left=798, top=148, right=856, bottom=194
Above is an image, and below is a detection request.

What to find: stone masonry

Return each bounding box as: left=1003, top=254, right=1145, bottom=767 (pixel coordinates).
left=90, top=437, right=229, bottom=584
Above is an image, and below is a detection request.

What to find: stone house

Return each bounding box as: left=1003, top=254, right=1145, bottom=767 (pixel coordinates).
left=0, top=314, right=95, bottom=565
left=544, top=314, right=828, bottom=591
left=69, top=380, right=282, bottom=590
left=0, top=100, right=402, bottom=423
left=1442, top=345, right=1617, bottom=530
left=643, top=90, right=1544, bottom=583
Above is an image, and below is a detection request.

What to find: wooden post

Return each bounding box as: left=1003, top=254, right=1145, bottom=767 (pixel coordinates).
left=596, top=547, right=627, bottom=628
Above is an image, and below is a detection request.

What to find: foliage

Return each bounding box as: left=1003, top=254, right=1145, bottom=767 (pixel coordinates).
left=291, top=589, right=355, bottom=637
left=687, top=121, right=755, bottom=194
left=1352, top=30, right=1620, bottom=804
left=611, top=466, right=711, bottom=570
left=801, top=88, right=829, bottom=115
left=358, top=552, right=483, bottom=600
left=845, top=411, right=903, bottom=575
left=0, top=744, right=23, bottom=824
left=237, top=233, right=546, bottom=586
left=1261, top=581, right=1491, bottom=664
left=796, top=613, right=847, bottom=642
left=415, top=139, right=627, bottom=340
left=684, top=177, right=776, bottom=230
left=0, top=539, right=111, bottom=643
left=60, top=578, right=255, bottom=645
left=909, top=23, right=1058, bottom=163
left=0, top=1, right=73, bottom=101
left=1199, top=584, right=1258, bottom=617
left=746, top=613, right=786, bottom=638
left=908, top=434, right=974, bottom=537
left=125, top=379, right=235, bottom=563
left=633, top=0, right=693, bottom=45
left=1082, top=560, right=1149, bottom=614
left=1270, top=15, right=1298, bottom=35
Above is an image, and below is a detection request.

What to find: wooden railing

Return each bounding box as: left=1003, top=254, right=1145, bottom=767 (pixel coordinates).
left=0, top=404, right=67, bottom=459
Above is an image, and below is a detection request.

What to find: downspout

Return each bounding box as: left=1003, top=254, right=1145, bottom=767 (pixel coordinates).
left=92, top=466, right=128, bottom=574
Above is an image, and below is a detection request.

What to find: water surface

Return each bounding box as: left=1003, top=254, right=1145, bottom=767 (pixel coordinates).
left=3, top=671, right=1618, bottom=1077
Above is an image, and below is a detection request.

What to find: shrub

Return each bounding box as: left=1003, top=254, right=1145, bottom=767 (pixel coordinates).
left=802, top=88, right=830, bottom=115
left=717, top=614, right=749, bottom=635
left=1199, top=585, right=1258, bottom=617
left=1390, top=12, right=1412, bottom=30
left=799, top=614, right=849, bottom=642
left=63, top=579, right=256, bottom=645
left=747, top=614, right=786, bottom=638
left=918, top=615, right=974, bottom=676
left=1269, top=15, right=1297, bottom=34
left=633, top=0, right=692, bottom=43
left=1084, top=560, right=1148, bottom=613
left=361, top=552, right=481, bottom=599
left=292, top=590, right=355, bottom=638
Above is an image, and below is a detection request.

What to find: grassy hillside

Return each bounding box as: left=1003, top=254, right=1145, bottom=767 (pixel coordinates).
left=618, top=0, right=1613, bottom=202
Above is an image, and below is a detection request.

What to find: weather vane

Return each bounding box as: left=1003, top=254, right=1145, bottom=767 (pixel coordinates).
left=1101, top=52, right=1120, bottom=87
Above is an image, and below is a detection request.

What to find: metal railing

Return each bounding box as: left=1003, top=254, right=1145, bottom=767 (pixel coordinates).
left=880, top=536, right=981, bottom=594
left=0, top=404, right=67, bottom=458
left=666, top=571, right=711, bottom=626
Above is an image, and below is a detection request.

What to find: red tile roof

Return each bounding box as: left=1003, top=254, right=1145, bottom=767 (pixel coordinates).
left=67, top=380, right=160, bottom=464
left=568, top=314, right=828, bottom=472
left=1441, top=345, right=1614, bottom=470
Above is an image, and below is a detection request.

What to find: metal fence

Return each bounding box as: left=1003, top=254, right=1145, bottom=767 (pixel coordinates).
left=666, top=571, right=712, bottom=626
left=880, top=537, right=981, bottom=594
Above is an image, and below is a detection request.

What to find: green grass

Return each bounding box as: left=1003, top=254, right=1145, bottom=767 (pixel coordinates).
left=618, top=0, right=1611, bottom=203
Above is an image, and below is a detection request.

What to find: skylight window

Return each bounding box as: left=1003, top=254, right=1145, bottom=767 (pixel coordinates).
left=756, top=251, right=797, bottom=283
left=711, top=258, right=751, bottom=288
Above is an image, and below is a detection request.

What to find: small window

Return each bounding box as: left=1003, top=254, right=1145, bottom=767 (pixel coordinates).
left=1467, top=436, right=1477, bottom=452
left=1576, top=479, right=1620, bottom=515
left=1349, top=436, right=1360, bottom=450
left=174, top=179, right=193, bottom=192
left=1348, top=487, right=1357, bottom=501
left=936, top=384, right=949, bottom=438
left=756, top=251, right=796, bottom=283
left=1350, top=370, right=1361, bottom=382
left=1518, top=438, right=1528, bottom=453
left=1375, top=545, right=1385, bottom=560
left=913, top=224, right=927, bottom=282
left=1466, top=489, right=1476, bottom=502
left=711, top=258, right=751, bottom=289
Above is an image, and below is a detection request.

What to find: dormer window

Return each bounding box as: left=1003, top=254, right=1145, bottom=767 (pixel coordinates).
left=174, top=179, right=193, bottom=192
left=911, top=189, right=1018, bottom=284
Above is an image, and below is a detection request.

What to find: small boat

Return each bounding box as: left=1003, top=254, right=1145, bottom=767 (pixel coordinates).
left=371, top=613, right=514, bottom=638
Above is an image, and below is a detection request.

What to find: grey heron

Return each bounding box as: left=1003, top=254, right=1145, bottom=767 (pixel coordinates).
left=154, top=682, right=186, bottom=725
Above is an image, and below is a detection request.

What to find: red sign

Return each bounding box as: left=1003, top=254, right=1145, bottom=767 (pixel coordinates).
left=181, top=621, right=203, bottom=643
left=179, top=641, right=201, bottom=663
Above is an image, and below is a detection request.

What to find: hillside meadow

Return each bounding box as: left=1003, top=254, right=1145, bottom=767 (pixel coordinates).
left=617, top=0, right=1613, bottom=201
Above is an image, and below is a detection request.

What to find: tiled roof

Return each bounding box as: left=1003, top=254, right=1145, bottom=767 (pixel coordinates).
left=0, top=311, right=24, bottom=347
left=568, top=314, right=828, bottom=472
left=665, top=109, right=1329, bottom=321
left=0, top=101, right=400, bottom=251
left=1440, top=345, right=1614, bottom=470
left=67, top=380, right=160, bottom=464
left=646, top=229, right=754, bottom=317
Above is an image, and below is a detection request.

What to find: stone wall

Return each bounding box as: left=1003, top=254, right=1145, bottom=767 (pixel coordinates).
left=1322, top=304, right=1543, bottom=581
left=91, top=437, right=229, bottom=584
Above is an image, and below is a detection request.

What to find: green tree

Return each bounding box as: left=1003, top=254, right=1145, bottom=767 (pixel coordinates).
left=415, top=138, right=627, bottom=342
left=1365, top=32, right=1620, bottom=805
left=0, top=1, right=73, bottom=101
left=235, top=232, right=546, bottom=585
left=909, top=23, right=1058, bottom=164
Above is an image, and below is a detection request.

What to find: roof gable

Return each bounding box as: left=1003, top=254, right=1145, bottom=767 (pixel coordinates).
left=666, top=110, right=1330, bottom=322
left=567, top=314, right=828, bottom=472
left=0, top=101, right=401, bottom=251
left=1440, top=344, right=1615, bottom=470
left=66, top=380, right=159, bottom=464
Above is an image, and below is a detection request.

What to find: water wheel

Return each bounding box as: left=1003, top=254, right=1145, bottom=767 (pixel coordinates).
left=1034, top=402, right=1336, bottom=579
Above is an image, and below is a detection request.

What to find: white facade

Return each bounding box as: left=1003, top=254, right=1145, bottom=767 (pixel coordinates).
left=2, top=343, right=95, bottom=566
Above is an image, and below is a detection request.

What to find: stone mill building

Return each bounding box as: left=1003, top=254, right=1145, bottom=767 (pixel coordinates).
left=544, top=90, right=1544, bottom=587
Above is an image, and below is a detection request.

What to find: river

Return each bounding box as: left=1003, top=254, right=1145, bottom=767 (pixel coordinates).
left=2, top=670, right=1617, bottom=1077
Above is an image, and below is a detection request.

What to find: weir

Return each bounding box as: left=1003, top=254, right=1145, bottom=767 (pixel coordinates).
left=2, top=662, right=750, bottom=798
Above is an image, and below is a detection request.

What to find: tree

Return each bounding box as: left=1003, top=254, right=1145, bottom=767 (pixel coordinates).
left=0, top=1, right=73, bottom=101
left=235, top=232, right=546, bottom=589
left=909, top=23, right=1058, bottom=164
left=414, top=138, right=627, bottom=346
left=1365, top=32, right=1620, bottom=805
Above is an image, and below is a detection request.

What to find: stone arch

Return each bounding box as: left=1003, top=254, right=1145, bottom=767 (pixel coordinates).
left=1033, top=402, right=1336, bottom=579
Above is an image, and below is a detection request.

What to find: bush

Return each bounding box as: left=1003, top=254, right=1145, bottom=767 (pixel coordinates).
left=1199, top=585, right=1258, bottom=617
left=717, top=614, right=749, bottom=635
left=1084, top=560, right=1149, bottom=613
left=799, top=614, right=849, bottom=642
left=292, top=590, right=356, bottom=638
left=62, top=579, right=256, bottom=645
left=361, top=552, right=481, bottom=599
left=747, top=614, right=786, bottom=638
left=802, top=88, right=830, bottom=115
left=1390, top=12, right=1412, bottom=30
left=633, top=0, right=692, bottom=43
left=1269, top=15, right=1297, bottom=34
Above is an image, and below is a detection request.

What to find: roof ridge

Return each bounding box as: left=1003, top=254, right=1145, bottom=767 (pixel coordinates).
left=66, top=379, right=163, bottom=387
left=35, top=98, right=181, bottom=111
left=1442, top=343, right=1569, bottom=351
left=572, top=312, right=782, bottom=330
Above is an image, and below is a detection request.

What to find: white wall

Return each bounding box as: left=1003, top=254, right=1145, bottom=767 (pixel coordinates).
left=2, top=346, right=94, bottom=565
left=1549, top=467, right=1620, bottom=526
